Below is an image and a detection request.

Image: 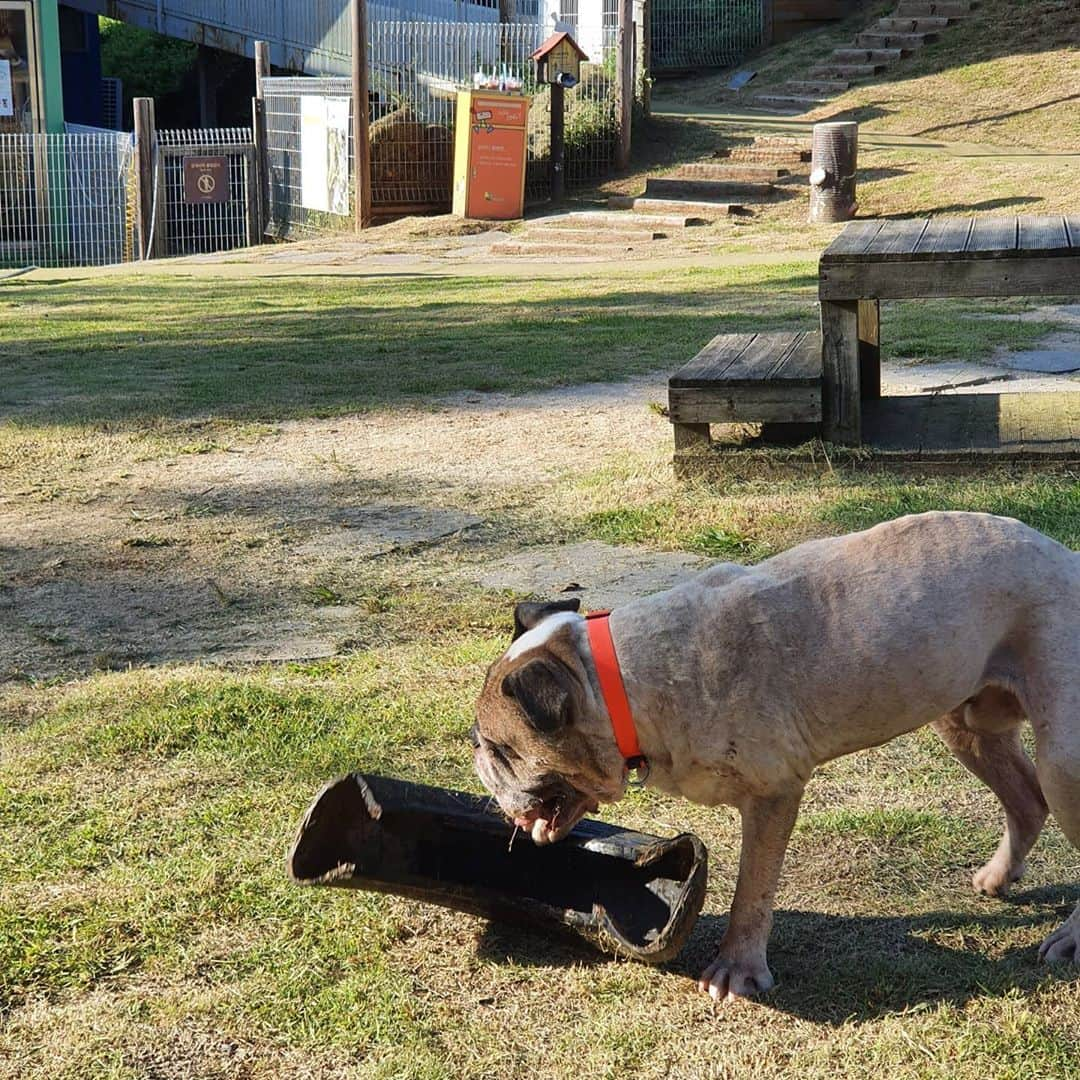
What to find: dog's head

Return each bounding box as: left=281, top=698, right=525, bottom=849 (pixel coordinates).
left=473, top=599, right=626, bottom=844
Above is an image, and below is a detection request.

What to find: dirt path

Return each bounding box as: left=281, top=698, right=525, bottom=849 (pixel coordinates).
left=1, top=376, right=672, bottom=681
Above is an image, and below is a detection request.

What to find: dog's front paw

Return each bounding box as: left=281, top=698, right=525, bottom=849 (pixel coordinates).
left=1039, top=914, right=1080, bottom=965
left=973, top=857, right=1025, bottom=897
left=698, top=951, right=774, bottom=1002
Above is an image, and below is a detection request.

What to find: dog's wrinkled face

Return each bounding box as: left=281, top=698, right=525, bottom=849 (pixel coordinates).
left=473, top=599, right=625, bottom=845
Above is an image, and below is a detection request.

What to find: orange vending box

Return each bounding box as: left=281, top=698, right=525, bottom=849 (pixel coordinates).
left=452, top=90, right=530, bottom=220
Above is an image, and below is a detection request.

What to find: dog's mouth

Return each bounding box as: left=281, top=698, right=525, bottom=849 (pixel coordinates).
left=512, top=789, right=599, bottom=846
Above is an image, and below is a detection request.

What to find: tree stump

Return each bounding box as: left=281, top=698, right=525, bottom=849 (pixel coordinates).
left=809, top=121, right=858, bottom=224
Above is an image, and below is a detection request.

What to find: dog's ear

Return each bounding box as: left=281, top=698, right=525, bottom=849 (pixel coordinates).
left=502, top=658, right=574, bottom=735
left=512, top=598, right=581, bottom=641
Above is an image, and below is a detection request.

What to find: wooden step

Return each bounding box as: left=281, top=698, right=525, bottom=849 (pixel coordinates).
left=727, top=146, right=811, bottom=164
left=876, top=15, right=951, bottom=31
left=490, top=240, right=639, bottom=257
left=831, top=47, right=903, bottom=63
left=645, top=177, right=779, bottom=201
left=895, top=0, right=975, bottom=16
left=752, top=94, right=826, bottom=110
left=752, top=136, right=811, bottom=152
left=784, top=79, right=851, bottom=94
left=530, top=210, right=705, bottom=230
left=676, top=163, right=791, bottom=182
left=809, top=62, right=885, bottom=79
left=668, top=330, right=823, bottom=435
left=608, top=196, right=742, bottom=218
left=855, top=31, right=935, bottom=48
left=524, top=225, right=662, bottom=244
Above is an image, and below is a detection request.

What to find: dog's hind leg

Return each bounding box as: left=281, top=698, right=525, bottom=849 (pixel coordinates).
left=933, top=694, right=1048, bottom=898
left=1033, top=721, right=1080, bottom=966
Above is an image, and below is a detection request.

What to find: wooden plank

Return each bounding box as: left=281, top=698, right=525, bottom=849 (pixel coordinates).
left=914, top=216, right=974, bottom=255
left=668, top=387, right=822, bottom=425
left=820, top=299, right=861, bottom=444
left=721, top=332, right=805, bottom=382
left=862, top=217, right=929, bottom=258
left=820, top=219, right=886, bottom=261
left=966, top=216, right=1018, bottom=254
left=1017, top=214, right=1069, bottom=252
left=767, top=331, right=821, bottom=380
left=819, top=257, right=1080, bottom=300
left=669, top=334, right=756, bottom=387
left=1066, top=216, right=1080, bottom=248
left=858, top=299, right=881, bottom=400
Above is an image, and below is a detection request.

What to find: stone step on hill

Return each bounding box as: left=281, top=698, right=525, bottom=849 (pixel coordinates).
left=605, top=136, right=811, bottom=220
left=753, top=0, right=979, bottom=113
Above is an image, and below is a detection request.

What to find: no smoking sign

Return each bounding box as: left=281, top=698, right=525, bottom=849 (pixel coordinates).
left=183, top=156, right=230, bottom=204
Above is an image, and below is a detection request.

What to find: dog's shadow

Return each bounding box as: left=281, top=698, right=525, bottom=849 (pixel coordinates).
left=474, top=885, right=1080, bottom=1023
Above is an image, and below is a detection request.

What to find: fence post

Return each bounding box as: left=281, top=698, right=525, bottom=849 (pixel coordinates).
left=352, top=0, right=372, bottom=230
left=133, top=97, right=157, bottom=260
left=634, top=0, right=651, bottom=118
left=762, top=0, right=775, bottom=47
left=254, top=40, right=271, bottom=99
left=551, top=83, right=565, bottom=203
left=616, top=0, right=633, bottom=170
left=252, top=97, right=269, bottom=240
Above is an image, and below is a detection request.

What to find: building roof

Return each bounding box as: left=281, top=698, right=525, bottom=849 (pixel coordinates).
left=529, top=31, right=589, bottom=63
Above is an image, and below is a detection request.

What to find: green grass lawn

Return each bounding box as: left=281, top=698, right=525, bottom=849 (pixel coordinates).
left=2, top=267, right=1079, bottom=1078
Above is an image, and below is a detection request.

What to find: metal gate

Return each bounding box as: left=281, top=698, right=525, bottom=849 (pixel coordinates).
left=151, top=127, right=258, bottom=257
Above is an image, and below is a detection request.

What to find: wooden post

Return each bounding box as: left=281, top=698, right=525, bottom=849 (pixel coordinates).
left=809, top=121, right=859, bottom=224
left=634, top=0, right=651, bottom=118
left=616, top=0, right=633, bottom=170
left=858, top=299, right=881, bottom=400
left=550, top=82, right=565, bottom=202
left=820, top=298, right=862, bottom=445
left=133, top=97, right=157, bottom=261
left=352, top=0, right=372, bottom=230
left=762, top=0, right=775, bottom=47
left=254, top=40, right=271, bottom=100
left=252, top=96, right=270, bottom=240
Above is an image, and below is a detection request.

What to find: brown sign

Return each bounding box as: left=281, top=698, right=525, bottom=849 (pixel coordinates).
left=183, top=156, right=229, bottom=204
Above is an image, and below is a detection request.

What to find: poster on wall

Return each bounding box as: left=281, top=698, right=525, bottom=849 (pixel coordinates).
left=0, top=60, right=13, bottom=118
left=301, top=96, right=350, bottom=216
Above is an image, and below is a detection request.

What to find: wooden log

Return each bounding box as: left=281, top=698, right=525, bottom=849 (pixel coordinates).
left=289, top=773, right=708, bottom=965
left=551, top=82, right=566, bottom=201
left=821, top=299, right=861, bottom=444
left=133, top=97, right=156, bottom=261
left=254, top=40, right=271, bottom=100
left=352, top=0, right=372, bottom=230
left=809, top=121, right=858, bottom=224
left=616, top=0, right=633, bottom=170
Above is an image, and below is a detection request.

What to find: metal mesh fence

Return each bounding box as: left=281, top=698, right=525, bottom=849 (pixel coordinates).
left=650, top=0, right=765, bottom=71
left=154, top=127, right=257, bottom=257
left=263, top=19, right=620, bottom=236
left=0, top=130, right=134, bottom=269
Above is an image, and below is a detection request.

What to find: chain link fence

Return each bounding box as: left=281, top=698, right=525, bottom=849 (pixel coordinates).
left=262, top=19, right=621, bottom=237
left=650, top=0, right=765, bottom=72
left=0, top=129, right=135, bottom=269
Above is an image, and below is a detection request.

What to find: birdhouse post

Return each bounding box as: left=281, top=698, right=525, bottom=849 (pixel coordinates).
left=530, top=31, right=588, bottom=203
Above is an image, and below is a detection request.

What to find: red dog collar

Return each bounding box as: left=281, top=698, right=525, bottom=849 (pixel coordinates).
left=585, top=610, right=648, bottom=778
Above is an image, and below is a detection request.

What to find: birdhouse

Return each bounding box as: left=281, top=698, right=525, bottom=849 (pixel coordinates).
left=530, top=31, right=588, bottom=89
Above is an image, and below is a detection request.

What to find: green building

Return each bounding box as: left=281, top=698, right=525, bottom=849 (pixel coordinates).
left=0, top=1, right=64, bottom=133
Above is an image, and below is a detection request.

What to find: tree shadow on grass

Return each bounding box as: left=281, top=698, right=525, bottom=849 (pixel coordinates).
left=474, top=890, right=1079, bottom=1023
